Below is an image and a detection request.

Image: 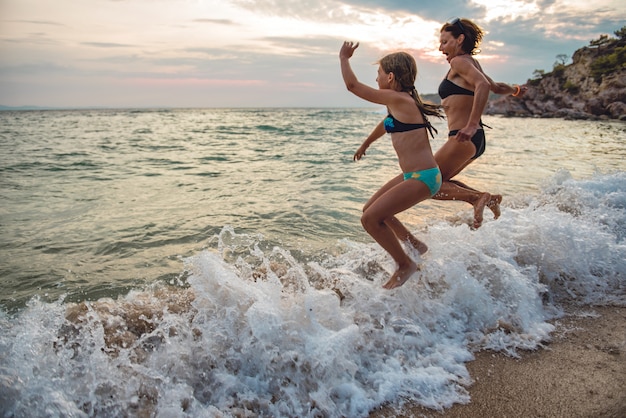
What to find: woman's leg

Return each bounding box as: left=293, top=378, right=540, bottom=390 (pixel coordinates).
left=433, top=136, right=476, bottom=181
left=361, top=178, right=432, bottom=289
left=449, top=179, right=502, bottom=219
left=433, top=138, right=494, bottom=228
left=436, top=181, right=491, bottom=229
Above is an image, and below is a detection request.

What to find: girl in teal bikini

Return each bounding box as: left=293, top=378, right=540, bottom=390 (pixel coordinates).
left=339, top=41, right=444, bottom=289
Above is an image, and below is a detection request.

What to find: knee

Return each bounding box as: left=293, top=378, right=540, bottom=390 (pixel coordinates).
left=360, top=212, right=370, bottom=230
left=361, top=210, right=382, bottom=231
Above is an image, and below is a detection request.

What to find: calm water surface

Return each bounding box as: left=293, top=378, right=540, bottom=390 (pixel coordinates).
left=1, top=108, right=624, bottom=308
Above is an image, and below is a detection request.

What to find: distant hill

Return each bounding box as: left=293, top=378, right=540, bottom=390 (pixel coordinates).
left=486, top=26, right=626, bottom=120
left=421, top=93, right=441, bottom=105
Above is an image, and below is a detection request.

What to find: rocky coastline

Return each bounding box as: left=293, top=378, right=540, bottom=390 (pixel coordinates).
left=486, top=27, right=626, bottom=121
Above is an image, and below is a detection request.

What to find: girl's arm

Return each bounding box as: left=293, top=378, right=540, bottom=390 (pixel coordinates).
left=354, top=120, right=386, bottom=161
left=339, top=42, right=392, bottom=160
left=339, top=41, right=396, bottom=106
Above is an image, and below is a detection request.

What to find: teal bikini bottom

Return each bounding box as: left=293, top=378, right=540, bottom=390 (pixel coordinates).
left=403, top=166, right=442, bottom=196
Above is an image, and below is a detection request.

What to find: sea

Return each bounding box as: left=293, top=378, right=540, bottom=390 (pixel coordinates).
left=0, top=108, right=624, bottom=417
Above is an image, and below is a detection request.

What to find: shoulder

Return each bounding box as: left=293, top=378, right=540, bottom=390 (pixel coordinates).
left=473, top=57, right=484, bottom=71
left=450, top=56, right=478, bottom=72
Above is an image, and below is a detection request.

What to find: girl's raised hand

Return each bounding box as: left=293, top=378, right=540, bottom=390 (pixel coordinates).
left=339, top=41, right=359, bottom=59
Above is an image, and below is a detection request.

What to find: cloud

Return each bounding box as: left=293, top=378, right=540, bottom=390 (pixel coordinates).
left=193, top=18, right=238, bottom=25
left=340, top=0, right=486, bottom=21
left=3, top=19, right=66, bottom=26
left=81, top=42, right=135, bottom=48
left=0, top=61, right=71, bottom=76
left=231, top=0, right=340, bottom=20
left=231, top=0, right=484, bottom=22
left=1, top=0, right=625, bottom=107
left=478, top=0, right=625, bottom=72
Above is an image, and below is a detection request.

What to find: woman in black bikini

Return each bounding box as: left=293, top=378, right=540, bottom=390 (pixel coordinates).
left=434, top=18, right=527, bottom=228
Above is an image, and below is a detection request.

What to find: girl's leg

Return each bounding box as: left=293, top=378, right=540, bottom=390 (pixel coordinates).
left=361, top=178, right=432, bottom=289
left=363, top=174, right=428, bottom=254
left=362, top=173, right=403, bottom=212
left=386, top=217, right=429, bottom=254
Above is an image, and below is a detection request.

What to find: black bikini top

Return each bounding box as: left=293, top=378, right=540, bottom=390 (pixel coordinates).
left=384, top=113, right=436, bottom=138
left=438, top=77, right=474, bottom=100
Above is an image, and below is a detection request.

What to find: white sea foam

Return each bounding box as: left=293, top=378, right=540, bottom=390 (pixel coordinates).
left=1, top=171, right=624, bottom=417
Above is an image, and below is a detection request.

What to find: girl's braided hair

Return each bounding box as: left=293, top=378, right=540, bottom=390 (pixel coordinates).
left=379, top=52, right=444, bottom=120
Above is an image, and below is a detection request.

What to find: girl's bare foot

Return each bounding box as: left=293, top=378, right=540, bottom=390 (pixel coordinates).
left=382, top=261, right=418, bottom=289
left=487, top=194, right=502, bottom=219
left=473, top=192, right=491, bottom=229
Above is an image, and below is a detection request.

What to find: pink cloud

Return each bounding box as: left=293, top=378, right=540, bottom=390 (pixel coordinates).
left=119, top=78, right=267, bottom=87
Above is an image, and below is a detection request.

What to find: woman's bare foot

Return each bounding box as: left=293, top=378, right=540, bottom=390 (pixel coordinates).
left=487, top=194, right=502, bottom=219
left=382, top=261, right=418, bottom=289
left=473, top=192, right=491, bottom=229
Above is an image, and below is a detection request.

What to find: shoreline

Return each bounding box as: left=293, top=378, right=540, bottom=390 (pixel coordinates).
left=372, top=305, right=626, bottom=418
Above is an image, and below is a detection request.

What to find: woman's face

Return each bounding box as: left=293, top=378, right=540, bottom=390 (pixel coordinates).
left=439, top=30, right=463, bottom=62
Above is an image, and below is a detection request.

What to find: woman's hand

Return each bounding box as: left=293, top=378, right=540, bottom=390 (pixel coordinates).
left=340, top=41, right=359, bottom=59
left=515, top=84, right=529, bottom=97
left=454, top=125, right=478, bottom=143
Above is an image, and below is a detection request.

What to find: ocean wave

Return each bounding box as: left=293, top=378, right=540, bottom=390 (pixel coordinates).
left=1, top=171, right=624, bottom=417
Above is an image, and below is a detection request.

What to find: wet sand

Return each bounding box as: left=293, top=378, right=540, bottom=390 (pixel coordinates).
left=372, top=305, right=626, bottom=418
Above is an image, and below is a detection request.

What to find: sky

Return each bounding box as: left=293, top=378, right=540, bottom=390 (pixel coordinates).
left=1, top=0, right=624, bottom=108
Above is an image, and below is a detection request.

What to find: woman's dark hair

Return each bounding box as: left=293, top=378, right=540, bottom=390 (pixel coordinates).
left=441, top=18, right=484, bottom=55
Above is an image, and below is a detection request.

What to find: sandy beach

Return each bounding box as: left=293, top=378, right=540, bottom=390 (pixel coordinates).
left=372, top=305, right=626, bottom=418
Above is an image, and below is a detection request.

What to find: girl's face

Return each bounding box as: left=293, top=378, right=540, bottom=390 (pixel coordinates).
left=376, top=65, right=391, bottom=89
left=439, top=30, right=464, bottom=62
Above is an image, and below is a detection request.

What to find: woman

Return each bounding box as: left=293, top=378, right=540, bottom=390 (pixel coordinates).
left=340, top=41, right=444, bottom=289
left=435, top=18, right=527, bottom=228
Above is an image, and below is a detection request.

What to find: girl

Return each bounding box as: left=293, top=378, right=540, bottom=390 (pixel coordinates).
left=339, top=41, right=444, bottom=289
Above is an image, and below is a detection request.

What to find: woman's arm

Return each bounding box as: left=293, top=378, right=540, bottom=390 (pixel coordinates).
left=485, top=75, right=528, bottom=97
left=490, top=81, right=518, bottom=95
left=451, top=57, right=490, bottom=139
left=477, top=64, right=528, bottom=97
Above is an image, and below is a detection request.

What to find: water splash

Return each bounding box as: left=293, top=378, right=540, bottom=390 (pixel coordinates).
left=1, top=171, right=624, bottom=417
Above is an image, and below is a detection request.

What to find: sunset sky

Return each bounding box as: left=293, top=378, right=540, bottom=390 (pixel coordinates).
left=1, top=0, right=624, bottom=108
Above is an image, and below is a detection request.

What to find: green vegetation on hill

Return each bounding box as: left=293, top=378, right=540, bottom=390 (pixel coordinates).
left=530, top=26, right=626, bottom=85
left=486, top=25, right=626, bottom=120
left=589, top=27, right=626, bottom=81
